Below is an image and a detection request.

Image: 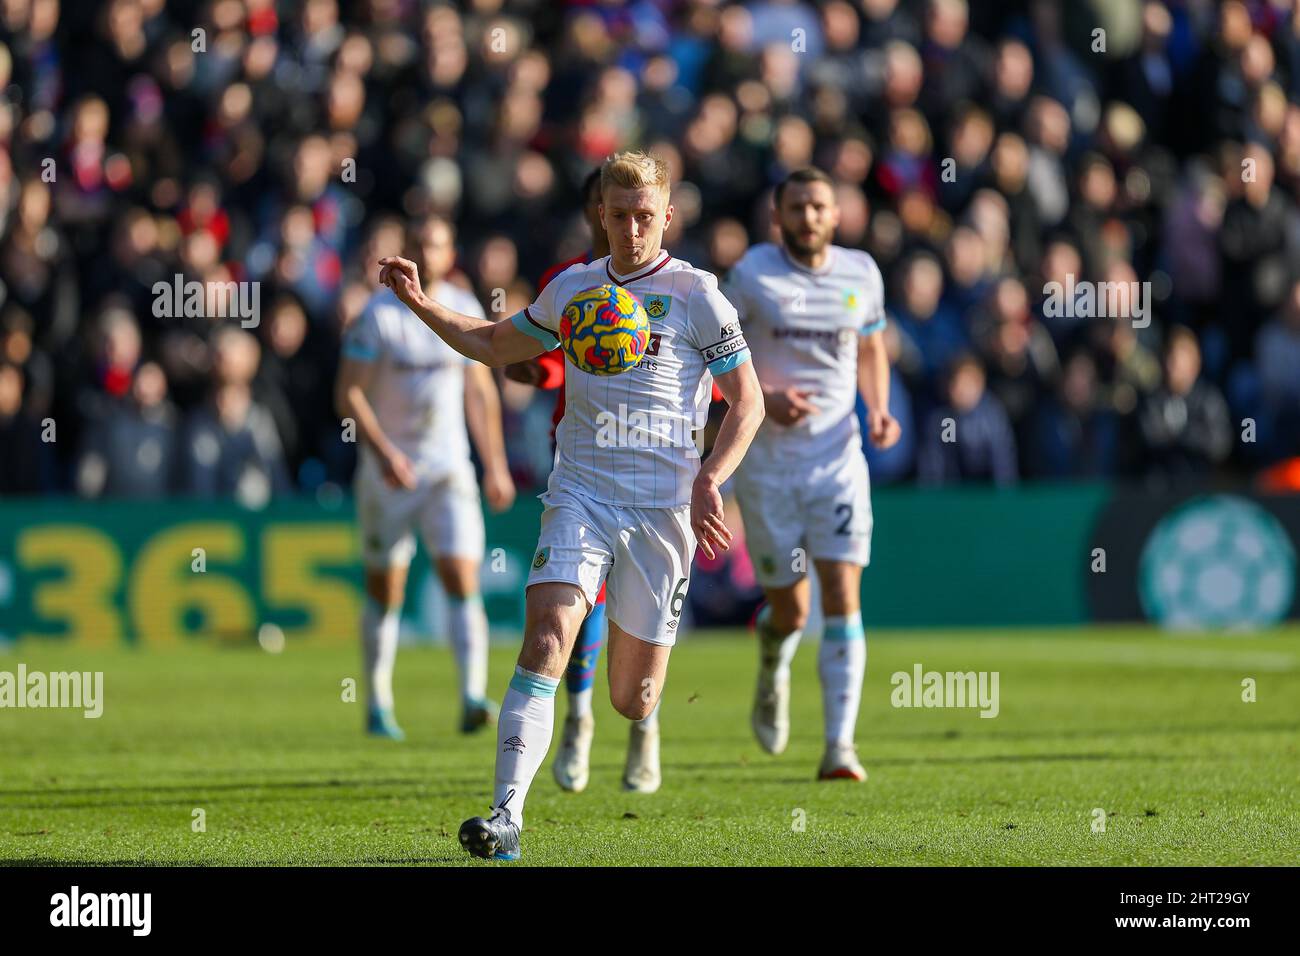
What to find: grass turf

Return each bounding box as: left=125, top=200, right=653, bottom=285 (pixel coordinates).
left=1, top=626, right=1297, bottom=866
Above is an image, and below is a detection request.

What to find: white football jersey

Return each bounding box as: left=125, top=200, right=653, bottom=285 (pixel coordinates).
left=342, top=283, right=480, bottom=474
left=510, top=250, right=750, bottom=508
left=723, top=242, right=886, bottom=474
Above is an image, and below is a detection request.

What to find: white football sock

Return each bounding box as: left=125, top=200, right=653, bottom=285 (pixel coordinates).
left=362, top=598, right=400, bottom=711
left=569, top=687, right=593, bottom=719
left=819, top=614, right=866, bottom=747
left=635, top=699, right=660, bottom=731
left=757, top=603, right=802, bottom=691
left=448, top=593, right=489, bottom=705
left=491, top=666, right=559, bottom=830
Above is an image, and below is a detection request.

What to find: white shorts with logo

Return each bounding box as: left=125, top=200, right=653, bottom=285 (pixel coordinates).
left=526, top=486, right=695, bottom=646
left=734, top=451, right=873, bottom=589
left=355, top=451, right=486, bottom=568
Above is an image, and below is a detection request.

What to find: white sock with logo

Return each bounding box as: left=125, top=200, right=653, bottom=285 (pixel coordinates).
left=819, top=614, right=866, bottom=747
left=362, top=598, right=400, bottom=711
left=757, top=604, right=802, bottom=693
left=447, top=593, right=489, bottom=705
left=491, top=666, right=559, bottom=831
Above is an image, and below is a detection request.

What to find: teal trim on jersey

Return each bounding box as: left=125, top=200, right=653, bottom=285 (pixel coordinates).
left=707, top=348, right=752, bottom=376
left=509, top=667, right=559, bottom=698
left=510, top=309, right=560, bottom=351
left=342, top=342, right=379, bottom=361
left=823, top=615, right=865, bottom=642
left=862, top=317, right=887, bottom=337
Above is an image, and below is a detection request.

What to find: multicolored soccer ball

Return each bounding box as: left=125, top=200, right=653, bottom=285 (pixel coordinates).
left=559, top=284, right=651, bottom=375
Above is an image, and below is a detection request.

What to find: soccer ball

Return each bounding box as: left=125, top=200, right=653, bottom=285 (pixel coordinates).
left=559, top=284, right=651, bottom=375
left=1138, top=494, right=1296, bottom=631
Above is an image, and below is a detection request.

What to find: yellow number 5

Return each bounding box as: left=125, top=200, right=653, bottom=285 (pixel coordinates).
left=18, top=526, right=124, bottom=646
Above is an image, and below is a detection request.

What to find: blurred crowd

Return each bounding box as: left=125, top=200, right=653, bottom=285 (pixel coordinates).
left=2, top=0, right=1300, bottom=502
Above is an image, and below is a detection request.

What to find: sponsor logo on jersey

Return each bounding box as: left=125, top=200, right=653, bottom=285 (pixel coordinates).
left=771, top=326, right=845, bottom=344
left=645, top=333, right=662, bottom=356
left=702, top=327, right=748, bottom=363
left=391, top=358, right=459, bottom=373
left=643, top=294, right=671, bottom=320
left=532, top=547, right=550, bottom=570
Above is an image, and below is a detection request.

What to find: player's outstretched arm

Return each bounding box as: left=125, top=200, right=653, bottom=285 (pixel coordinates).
left=692, top=359, right=764, bottom=558
left=463, top=362, right=516, bottom=512
left=859, top=327, right=901, bottom=450
left=377, top=256, right=544, bottom=367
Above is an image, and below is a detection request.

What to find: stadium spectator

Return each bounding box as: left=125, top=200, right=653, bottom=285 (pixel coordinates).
left=75, top=360, right=178, bottom=499
left=975, top=277, right=1059, bottom=473
left=179, top=326, right=290, bottom=506
left=890, top=251, right=968, bottom=390
left=917, top=352, right=1018, bottom=485
left=0, top=0, right=1296, bottom=496
left=0, top=360, right=46, bottom=493
left=1255, top=280, right=1300, bottom=459
left=1029, top=350, right=1120, bottom=478
left=1134, top=327, right=1233, bottom=481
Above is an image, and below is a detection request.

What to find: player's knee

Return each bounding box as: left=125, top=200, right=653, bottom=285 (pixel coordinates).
left=522, top=621, right=567, bottom=669
left=819, top=579, right=861, bottom=618
left=365, top=569, right=404, bottom=609
left=436, top=559, right=478, bottom=599
left=611, top=686, right=655, bottom=721
left=771, top=604, right=808, bottom=635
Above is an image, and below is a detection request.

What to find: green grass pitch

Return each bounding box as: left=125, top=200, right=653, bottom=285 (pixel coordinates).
left=1, top=627, right=1297, bottom=866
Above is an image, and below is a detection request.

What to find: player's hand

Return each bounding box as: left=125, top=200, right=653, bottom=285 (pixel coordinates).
left=868, top=407, right=902, bottom=450
left=504, top=360, right=543, bottom=387
left=380, top=448, right=418, bottom=490
left=378, top=256, right=427, bottom=311
left=764, top=387, right=818, bottom=426
left=483, top=465, right=516, bottom=512
left=690, top=475, right=732, bottom=560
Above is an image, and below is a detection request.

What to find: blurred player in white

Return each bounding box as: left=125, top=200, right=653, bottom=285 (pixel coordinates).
left=336, top=215, right=516, bottom=740
left=378, top=151, right=764, bottom=860
left=724, top=168, right=901, bottom=780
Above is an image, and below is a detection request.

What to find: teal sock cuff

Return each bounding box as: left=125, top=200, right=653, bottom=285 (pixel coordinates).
left=447, top=593, right=483, bottom=608
left=823, top=614, right=865, bottom=642
left=509, top=666, right=559, bottom=698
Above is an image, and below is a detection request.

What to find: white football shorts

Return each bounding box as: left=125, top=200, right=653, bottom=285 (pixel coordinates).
left=355, top=449, right=486, bottom=569
left=734, top=450, right=873, bottom=589
left=526, top=486, right=695, bottom=646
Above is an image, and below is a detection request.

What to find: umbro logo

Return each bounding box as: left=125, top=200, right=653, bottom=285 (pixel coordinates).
left=666, top=620, right=677, bottom=630
left=503, top=735, right=526, bottom=754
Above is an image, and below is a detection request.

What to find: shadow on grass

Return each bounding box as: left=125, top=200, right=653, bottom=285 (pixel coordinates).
left=0, top=774, right=487, bottom=810
left=0, top=857, right=467, bottom=867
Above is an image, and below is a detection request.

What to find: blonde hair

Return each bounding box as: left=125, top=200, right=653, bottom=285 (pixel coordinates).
left=600, top=150, right=670, bottom=201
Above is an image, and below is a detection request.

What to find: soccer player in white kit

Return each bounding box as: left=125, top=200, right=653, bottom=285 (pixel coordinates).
left=724, top=168, right=901, bottom=781
left=377, top=150, right=765, bottom=860
left=336, top=215, right=516, bottom=740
